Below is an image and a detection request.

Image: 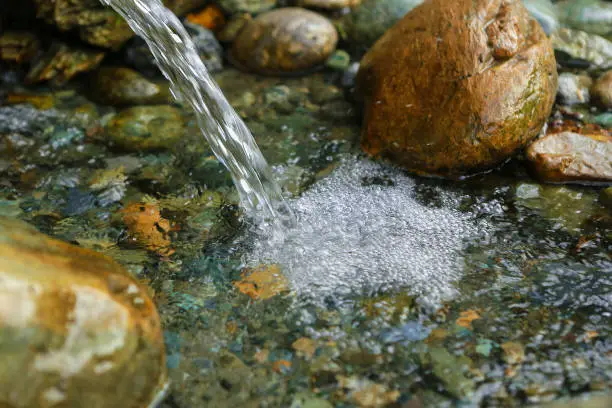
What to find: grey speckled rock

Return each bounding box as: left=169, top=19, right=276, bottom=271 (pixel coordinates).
left=557, top=73, right=592, bottom=106
left=551, top=28, right=612, bottom=70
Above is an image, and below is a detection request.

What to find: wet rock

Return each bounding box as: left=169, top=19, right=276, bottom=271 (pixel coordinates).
left=123, top=21, right=223, bottom=75
left=420, top=347, right=474, bottom=399
left=556, top=73, right=592, bottom=106
left=0, top=31, right=40, bottom=64
left=0, top=216, right=166, bottom=408
left=105, top=105, right=185, bottom=151
left=523, top=0, right=559, bottom=35
left=526, top=131, right=612, bottom=183
left=217, top=0, right=276, bottom=15
left=594, top=112, right=612, bottom=128
left=217, top=13, right=252, bottom=43
left=184, top=22, right=224, bottom=73
left=600, top=187, right=612, bottom=209
left=356, top=0, right=557, bottom=176
left=32, top=0, right=206, bottom=50
left=551, top=28, right=612, bottom=70
left=325, top=49, right=351, bottom=71
left=591, top=70, right=612, bottom=109
left=88, top=67, right=170, bottom=106
left=185, top=4, right=226, bottom=32
left=557, top=0, right=612, bottom=37
left=297, top=0, right=361, bottom=10
left=338, top=0, right=423, bottom=52
left=230, top=8, right=338, bottom=75
left=25, top=42, right=105, bottom=86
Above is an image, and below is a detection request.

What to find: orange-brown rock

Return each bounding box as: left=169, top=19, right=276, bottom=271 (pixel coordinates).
left=230, top=8, right=338, bottom=75
left=356, top=0, right=557, bottom=176
left=0, top=216, right=167, bottom=408
left=526, top=131, right=612, bottom=184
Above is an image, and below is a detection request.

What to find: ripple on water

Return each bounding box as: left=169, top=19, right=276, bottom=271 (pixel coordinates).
left=247, top=158, right=490, bottom=307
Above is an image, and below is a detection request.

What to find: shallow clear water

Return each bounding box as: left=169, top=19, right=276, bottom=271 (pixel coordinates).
left=101, top=0, right=294, bottom=227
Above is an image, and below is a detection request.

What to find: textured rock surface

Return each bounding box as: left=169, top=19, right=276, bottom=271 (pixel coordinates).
left=217, top=0, right=277, bottom=14
left=591, top=70, right=612, bottom=109
left=556, top=73, right=592, bottom=106
left=297, top=0, right=361, bottom=10
left=32, top=0, right=207, bottom=49
left=105, top=105, right=185, bottom=151
left=88, top=67, right=170, bottom=106
left=526, top=131, right=612, bottom=183
left=231, top=8, right=338, bottom=76
left=356, top=0, right=557, bottom=176
left=550, top=28, right=612, bottom=70
left=0, top=31, right=40, bottom=64
left=0, top=216, right=166, bottom=408
left=25, top=42, right=105, bottom=86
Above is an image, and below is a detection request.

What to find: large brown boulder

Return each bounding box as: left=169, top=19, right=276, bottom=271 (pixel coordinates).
left=356, top=0, right=558, bottom=176
left=0, top=216, right=167, bottom=408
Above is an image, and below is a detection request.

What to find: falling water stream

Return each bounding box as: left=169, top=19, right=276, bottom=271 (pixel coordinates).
left=101, top=0, right=295, bottom=228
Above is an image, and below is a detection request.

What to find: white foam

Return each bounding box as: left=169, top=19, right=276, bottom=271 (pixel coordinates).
left=246, top=158, right=488, bottom=308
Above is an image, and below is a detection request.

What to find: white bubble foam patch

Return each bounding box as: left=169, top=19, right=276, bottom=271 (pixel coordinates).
left=247, top=158, right=487, bottom=307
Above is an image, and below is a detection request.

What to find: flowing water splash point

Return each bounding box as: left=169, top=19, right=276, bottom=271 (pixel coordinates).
left=247, top=158, right=491, bottom=308
left=101, top=0, right=295, bottom=228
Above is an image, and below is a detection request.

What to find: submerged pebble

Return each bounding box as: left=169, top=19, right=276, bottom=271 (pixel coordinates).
left=104, top=105, right=185, bottom=151
left=88, top=67, right=170, bottom=106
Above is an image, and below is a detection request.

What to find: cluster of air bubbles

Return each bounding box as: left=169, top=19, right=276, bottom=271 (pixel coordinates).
left=246, top=157, right=491, bottom=309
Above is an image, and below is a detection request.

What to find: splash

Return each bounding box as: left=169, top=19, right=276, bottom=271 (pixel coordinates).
left=247, top=158, right=490, bottom=307
left=101, top=0, right=294, bottom=227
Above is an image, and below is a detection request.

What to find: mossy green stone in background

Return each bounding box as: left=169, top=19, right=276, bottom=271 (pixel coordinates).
left=338, top=0, right=423, bottom=53
left=105, top=106, right=185, bottom=151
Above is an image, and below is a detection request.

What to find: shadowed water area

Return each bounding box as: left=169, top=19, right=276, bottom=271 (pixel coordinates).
left=0, top=0, right=610, bottom=407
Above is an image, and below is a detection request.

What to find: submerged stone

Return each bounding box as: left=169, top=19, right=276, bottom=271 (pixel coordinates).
left=0, top=216, right=166, bottom=408
left=526, top=131, right=612, bottom=184
left=25, top=42, right=105, bottom=86
left=591, top=70, right=612, bottom=109
left=88, top=67, right=170, bottom=106
left=600, top=187, right=612, bottom=209
left=357, top=0, right=557, bottom=176
left=184, top=21, right=224, bottom=73
left=230, top=8, right=338, bottom=75
left=104, top=105, right=185, bottom=151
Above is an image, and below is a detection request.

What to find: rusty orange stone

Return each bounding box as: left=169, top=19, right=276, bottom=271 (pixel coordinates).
left=187, top=5, right=226, bottom=31
left=120, top=202, right=175, bottom=256
left=356, top=0, right=557, bottom=176
left=233, top=264, right=289, bottom=300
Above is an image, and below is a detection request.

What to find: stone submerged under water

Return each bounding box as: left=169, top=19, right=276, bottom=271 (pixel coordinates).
left=526, top=131, right=612, bottom=183
left=0, top=216, right=166, bottom=408
left=104, top=105, right=185, bottom=151
left=230, top=8, right=338, bottom=75
left=356, top=0, right=557, bottom=177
